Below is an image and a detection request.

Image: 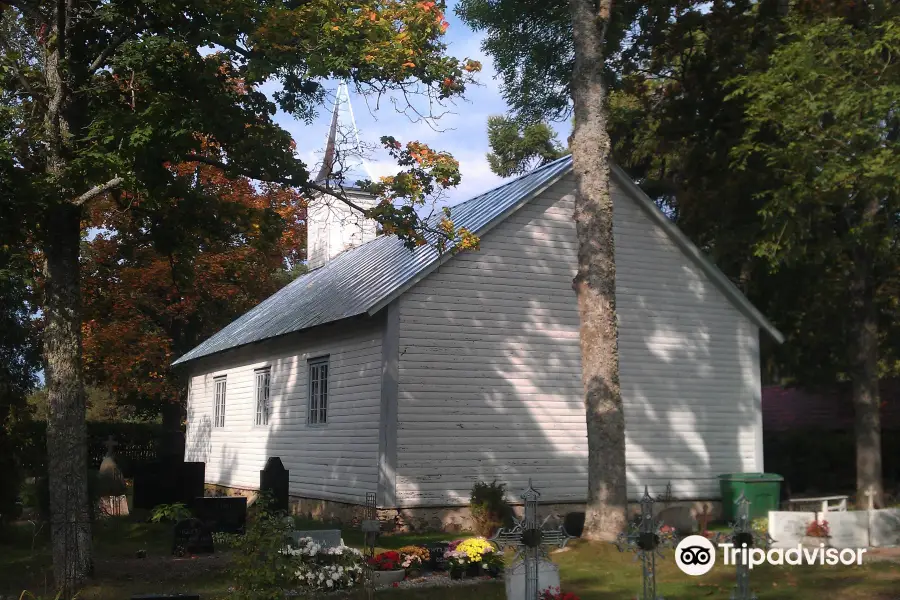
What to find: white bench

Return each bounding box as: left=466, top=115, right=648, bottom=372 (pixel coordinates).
left=785, top=495, right=849, bottom=513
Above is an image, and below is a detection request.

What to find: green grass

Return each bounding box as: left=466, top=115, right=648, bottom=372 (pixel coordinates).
left=3, top=519, right=899, bottom=600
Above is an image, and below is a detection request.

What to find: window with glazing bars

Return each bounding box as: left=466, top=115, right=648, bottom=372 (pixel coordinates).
left=307, top=357, right=328, bottom=425
left=214, top=376, right=227, bottom=427
left=255, top=368, right=271, bottom=426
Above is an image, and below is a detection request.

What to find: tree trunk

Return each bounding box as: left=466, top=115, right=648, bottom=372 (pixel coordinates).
left=44, top=203, right=93, bottom=591
left=848, top=244, right=883, bottom=509
left=568, top=0, right=627, bottom=542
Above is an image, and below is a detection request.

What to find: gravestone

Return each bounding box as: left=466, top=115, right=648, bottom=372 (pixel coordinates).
left=504, top=559, right=560, bottom=600
left=869, top=508, right=900, bottom=547
left=98, top=436, right=126, bottom=497
left=172, top=518, right=214, bottom=556
left=427, top=542, right=450, bottom=570
left=289, top=529, right=343, bottom=549
left=656, top=506, right=697, bottom=535
left=259, top=457, right=289, bottom=513
left=768, top=511, right=815, bottom=548
left=825, top=511, right=869, bottom=548
left=179, top=462, right=206, bottom=505
left=133, top=461, right=206, bottom=510
left=193, top=496, right=247, bottom=534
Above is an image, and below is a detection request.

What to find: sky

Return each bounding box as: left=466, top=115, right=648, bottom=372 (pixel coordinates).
left=268, top=0, right=570, bottom=208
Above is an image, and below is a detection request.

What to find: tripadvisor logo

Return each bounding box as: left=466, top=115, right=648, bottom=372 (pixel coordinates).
left=675, top=535, right=867, bottom=575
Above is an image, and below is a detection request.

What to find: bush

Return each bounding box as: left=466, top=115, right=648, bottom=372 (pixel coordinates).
left=469, top=480, right=513, bottom=537
left=227, top=494, right=364, bottom=599
left=150, top=503, right=192, bottom=523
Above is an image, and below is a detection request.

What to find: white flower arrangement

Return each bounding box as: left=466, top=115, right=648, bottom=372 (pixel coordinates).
left=285, top=537, right=365, bottom=592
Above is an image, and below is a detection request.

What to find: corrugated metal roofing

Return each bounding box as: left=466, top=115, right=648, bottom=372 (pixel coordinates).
left=171, top=155, right=575, bottom=366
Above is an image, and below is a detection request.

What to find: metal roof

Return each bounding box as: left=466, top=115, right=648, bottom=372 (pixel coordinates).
left=171, top=155, right=574, bottom=366
left=173, top=154, right=783, bottom=366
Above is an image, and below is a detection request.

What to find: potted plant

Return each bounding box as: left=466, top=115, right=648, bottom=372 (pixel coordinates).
left=801, top=519, right=831, bottom=547
left=444, top=541, right=468, bottom=579
left=398, top=545, right=429, bottom=579
left=368, top=551, right=405, bottom=585
left=456, top=537, right=495, bottom=577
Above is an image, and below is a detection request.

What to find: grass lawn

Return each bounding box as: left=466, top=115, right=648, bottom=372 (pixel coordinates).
left=3, top=519, right=899, bottom=600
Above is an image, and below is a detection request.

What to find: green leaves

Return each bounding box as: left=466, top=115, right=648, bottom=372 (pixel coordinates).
left=486, top=115, right=568, bottom=178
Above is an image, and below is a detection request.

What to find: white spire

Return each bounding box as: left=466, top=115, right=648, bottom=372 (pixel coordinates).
left=314, top=81, right=375, bottom=185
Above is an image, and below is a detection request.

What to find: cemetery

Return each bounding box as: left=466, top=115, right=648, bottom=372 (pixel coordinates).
left=3, top=445, right=900, bottom=600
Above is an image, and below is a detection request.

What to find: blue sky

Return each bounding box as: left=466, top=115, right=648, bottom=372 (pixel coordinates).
left=269, top=0, right=570, bottom=208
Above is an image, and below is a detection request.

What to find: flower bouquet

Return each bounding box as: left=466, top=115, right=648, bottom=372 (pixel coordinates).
left=802, top=519, right=831, bottom=547
left=398, top=545, right=430, bottom=579
left=456, top=537, right=496, bottom=576
left=368, top=551, right=406, bottom=585
left=443, top=540, right=469, bottom=579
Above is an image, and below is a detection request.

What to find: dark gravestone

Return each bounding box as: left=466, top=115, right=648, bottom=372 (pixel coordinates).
left=260, top=457, right=289, bottom=513
left=133, top=462, right=206, bottom=510
left=563, top=511, right=585, bottom=538
left=180, top=462, right=206, bottom=505
left=427, top=542, right=450, bottom=571
left=193, top=496, right=247, bottom=534
left=172, top=518, right=214, bottom=556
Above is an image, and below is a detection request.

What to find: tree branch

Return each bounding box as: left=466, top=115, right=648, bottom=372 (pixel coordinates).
left=71, top=177, right=124, bottom=206
left=184, top=154, right=370, bottom=215
left=89, top=25, right=141, bottom=74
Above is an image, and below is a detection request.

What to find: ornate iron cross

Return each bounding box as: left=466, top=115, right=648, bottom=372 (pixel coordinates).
left=489, top=480, right=573, bottom=600
left=615, top=487, right=677, bottom=600
left=716, top=493, right=772, bottom=600
left=361, top=491, right=379, bottom=600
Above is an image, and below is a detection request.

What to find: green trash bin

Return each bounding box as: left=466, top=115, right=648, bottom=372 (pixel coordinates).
left=718, top=473, right=783, bottom=521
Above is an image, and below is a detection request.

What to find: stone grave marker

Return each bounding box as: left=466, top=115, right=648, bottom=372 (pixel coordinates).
left=869, top=508, right=900, bottom=547
left=825, top=511, right=869, bottom=548
left=180, top=462, right=205, bottom=505
left=97, top=436, right=128, bottom=517
left=259, top=457, right=289, bottom=513
left=768, top=511, right=815, bottom=548
left=505, top=559, right=560, bottom=600
left=172, top=517, right=214, bottom=556
left=193, top=496, right=247, bottom=534
left=289, top=529, right=343, bottom=548
left=134, top=461, right=206, bottom=510
left=490, top=480, right=572, bottom=600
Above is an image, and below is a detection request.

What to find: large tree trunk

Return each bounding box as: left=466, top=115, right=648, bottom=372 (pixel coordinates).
left=568, top=0, right=627, bottom=542
left=848, top=243, right=883, bottom=509
left=44, top=203, right=93, bottom=591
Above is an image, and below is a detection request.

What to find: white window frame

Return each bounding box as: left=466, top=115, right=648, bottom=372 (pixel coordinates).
left=214, top=376, right=227, bottom=428
left=307, top=356, right=329, bottom=425
left=254, top=368, right=271, bottom=426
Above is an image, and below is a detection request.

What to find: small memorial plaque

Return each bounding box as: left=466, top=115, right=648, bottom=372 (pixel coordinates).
left=361, top=519, right=380, bottom=533
left=172, top=518, right=214, bottom=556
left=289, top=529, right=342, bottom=549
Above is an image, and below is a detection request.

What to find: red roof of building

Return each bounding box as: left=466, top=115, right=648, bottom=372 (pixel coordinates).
left=762, top=380, right=900, bottom=432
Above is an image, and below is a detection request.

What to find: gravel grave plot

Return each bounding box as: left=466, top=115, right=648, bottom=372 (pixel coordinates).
left=375, top=572, right=499, bottom=590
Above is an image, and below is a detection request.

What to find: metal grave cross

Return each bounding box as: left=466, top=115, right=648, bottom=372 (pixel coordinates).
left=716, top=492, right=772, bottom=600
left=615, top=486, right=677, bottom=600
left=489, top=480, right=573, bottom=600
left=361, top=491, right=380, bottom=600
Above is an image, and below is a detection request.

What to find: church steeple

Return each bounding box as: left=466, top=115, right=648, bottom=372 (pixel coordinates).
left=313, top=81, right=374, bottom=187
left=307, top=82, right=379, bottom=270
